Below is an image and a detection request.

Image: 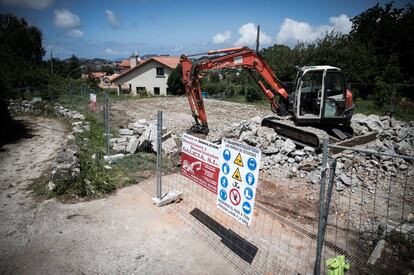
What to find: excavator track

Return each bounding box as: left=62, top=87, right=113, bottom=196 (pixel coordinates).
left=261, top=116, right=329, bottom=149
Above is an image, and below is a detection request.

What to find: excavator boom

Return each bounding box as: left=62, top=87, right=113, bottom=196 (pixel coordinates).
left=180, top=47, right=288, bottom=133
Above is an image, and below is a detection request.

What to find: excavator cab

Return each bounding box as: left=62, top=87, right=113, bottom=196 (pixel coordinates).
left=292, top=66, right=354, bottom=127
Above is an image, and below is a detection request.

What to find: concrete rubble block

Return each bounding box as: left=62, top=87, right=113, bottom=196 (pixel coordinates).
left=257, top=126, right=275, bottom=137
left=72, top=113, right=85, bottom=120
left=152, top=190, right=183, bottom=207
left=250, top=116, right=262, bottom=124
left=126, top=136, right=139, bottom=154
left=162, top=137, right=177, bottom=154
left=113, top=144, right=126, bottom=153
left=339, top=173, right=352, bottom=186
left=104, top=153, right=125, bottom=164
left=137, top=123, right=157, bottom=151
left=262, top=146, right=278, bottom=155
left=133, top=125, right=147, bottom=135
left=137, top=119, right=147, bottom=125
left=119, top=128, right=134, bottom=136
left=31, top=97, right=42, bottom=103
left=281, top=138, right=296, bottom=154
left=299, top=161, right=318, bottom=172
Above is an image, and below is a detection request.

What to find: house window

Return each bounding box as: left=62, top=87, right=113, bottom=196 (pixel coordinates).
left=154, top=87, right=160, bottom=95
left=156, top=67, right=164, bottom=76
left=136, top=87, right=146, bottom=93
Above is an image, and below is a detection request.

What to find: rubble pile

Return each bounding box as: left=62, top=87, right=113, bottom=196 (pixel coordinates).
left=7, top=98, right=43, bottom=114
left=216, top=113, right=414, bottom=190
left=110, top=119, right=178, bottom=155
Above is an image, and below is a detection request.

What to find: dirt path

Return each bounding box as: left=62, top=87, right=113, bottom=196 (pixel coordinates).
left=0, top=116, right=237, bottom=274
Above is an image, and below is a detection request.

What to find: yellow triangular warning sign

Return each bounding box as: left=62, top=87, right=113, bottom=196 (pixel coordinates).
left=234, top=153, right=244, bottom=167
left=232, top=168, right=242, bottom=182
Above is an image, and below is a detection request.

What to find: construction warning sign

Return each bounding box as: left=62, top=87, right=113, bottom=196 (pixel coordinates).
left=216, top=138, right=261, bottom=226
left=232, top=168, right=242, bottom=182
left=181, top=133, right=220, bottom=194
left=234, top=153, right=244, bottom=167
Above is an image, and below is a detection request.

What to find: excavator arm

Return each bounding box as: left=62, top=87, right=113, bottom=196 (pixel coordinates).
left=180, top=46, right=289, bottom=134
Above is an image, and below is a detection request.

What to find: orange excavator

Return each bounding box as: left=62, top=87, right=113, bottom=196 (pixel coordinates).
left=180, top=46, right=355, bottom=148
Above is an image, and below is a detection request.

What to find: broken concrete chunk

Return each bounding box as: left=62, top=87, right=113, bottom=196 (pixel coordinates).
left=257, top=126, right=275, bottom=137
left=250, top=116, right=262, bottom=124
left=126, top=136, right=139, bottom=154
left=119, top=128, right=134, bottom=136
left=162, top=137, right=177, bottom=154
left=104, top=153, right=125, bottom=163
left=339, top=173, right=352, bottom=186
left=281, top=139, right=296, bottom=154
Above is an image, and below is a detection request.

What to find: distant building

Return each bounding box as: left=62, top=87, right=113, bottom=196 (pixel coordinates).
left=112, top=56, right=180, bottom=96
left=119, top=54, right=142, bottom=73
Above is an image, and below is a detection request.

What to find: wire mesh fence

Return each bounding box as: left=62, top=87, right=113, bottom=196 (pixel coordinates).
left=105, top=104, right=324, bottom=274
left=317, top=142, right=414, bottom=274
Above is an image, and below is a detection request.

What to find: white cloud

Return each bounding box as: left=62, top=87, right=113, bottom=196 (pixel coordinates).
left=276, top=14, right=351, bottom=46
left=67, top=29, right=83, bottom=38
left=105, top=9, right=120, bottom=29
left=329, top=14, right=352, bottom=33
left=212, top=31, right=231, bottom=44
left=0, top=0, right=53, bottom=10
left=233, top=23, right=272, bottom=47
left=53, top=9, right=80, bottom=29
left=104, top=48, right=129, bottom=55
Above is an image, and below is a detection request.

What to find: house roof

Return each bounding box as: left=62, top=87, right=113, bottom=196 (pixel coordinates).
left=112, top=56, right=180, bottom=82
left=90, top=72, right=105, bottom=78
left=119, top=59, right=130, bottom=67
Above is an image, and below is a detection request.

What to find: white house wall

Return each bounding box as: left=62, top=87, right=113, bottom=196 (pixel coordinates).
left=114, top=61, right=173, bottom=96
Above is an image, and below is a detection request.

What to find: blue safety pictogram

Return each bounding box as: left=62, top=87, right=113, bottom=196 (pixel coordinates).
left=247, top=158, right=257, bottom=171
left=222, top=163, right=230, bottom=175
left=223, top=149, right=231, bottom=161
left=220, top=189, right=227, bottom=201
left=244, top=187, right=253, bottom=200
left=220, top=176, right=228, bottom=188
left=245, top=172, right=255, bottom=186
left=242, top=201, right=252, bottom=215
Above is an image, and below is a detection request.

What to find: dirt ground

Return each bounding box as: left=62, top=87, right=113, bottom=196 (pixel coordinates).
left=111, top=96, right=270, bottom=141
left=0, top=116, right=237, bottom=274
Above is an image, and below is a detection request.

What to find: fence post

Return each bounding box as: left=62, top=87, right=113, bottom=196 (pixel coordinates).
left=314, top=139, right=329, bottom=275
left=104, top=90, right=110, bottom=155
left=156, top=110, right=163, bottom=199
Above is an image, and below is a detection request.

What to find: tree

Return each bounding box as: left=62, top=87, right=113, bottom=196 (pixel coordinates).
left=101, top=65, right=114, bottom=75
left=0, top=14, right=45, bottom=145
left=167, top=64, right=184, bottom=95
left=67, top=54, right=81, bottom=79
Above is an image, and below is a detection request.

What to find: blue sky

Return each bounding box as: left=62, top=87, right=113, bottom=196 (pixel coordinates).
left=0, top=0, right=410, bottom=60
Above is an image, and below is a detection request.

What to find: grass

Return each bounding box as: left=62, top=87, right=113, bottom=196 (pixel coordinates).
left=221, top=94, right=268, bottom=107
left=354, top=98, right=414, bottom=120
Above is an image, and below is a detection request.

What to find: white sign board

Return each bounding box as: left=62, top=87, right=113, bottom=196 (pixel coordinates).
left=90, top=93, right=96, bottom=102
left=216, top=138, right=261, bottom=226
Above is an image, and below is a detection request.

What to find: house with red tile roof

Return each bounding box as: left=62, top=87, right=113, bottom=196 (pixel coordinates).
left=112, top=56, right=180, bottom=96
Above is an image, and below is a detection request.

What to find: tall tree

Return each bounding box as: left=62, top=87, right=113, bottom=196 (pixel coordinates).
left=0, top=14, right=45, bottom=145
left=67, top=54, right=81, bottom=79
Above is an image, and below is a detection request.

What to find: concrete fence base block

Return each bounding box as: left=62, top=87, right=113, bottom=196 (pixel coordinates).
left=103, top=154, right=125, bottom=164
left=152, top=190, right=183, bottom=207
